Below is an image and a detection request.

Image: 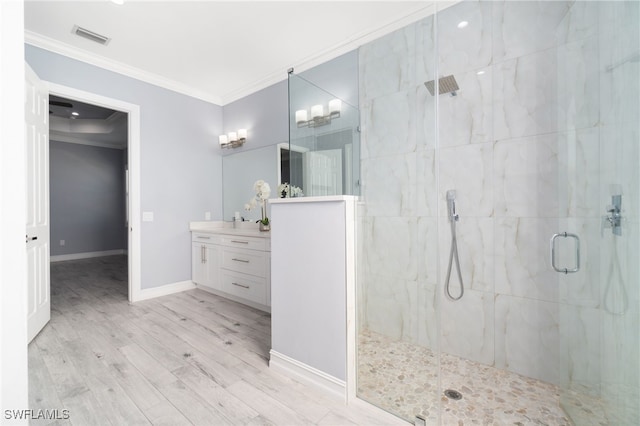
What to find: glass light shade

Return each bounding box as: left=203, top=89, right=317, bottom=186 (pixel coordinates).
left=295, top=109, right=308, bottom=124
left=329, top=99, right=342, bottom=114
left=238, top=129, right=247, bottom=140
left=228, top=132, right=237, bottom=142
left=311, top=104, right=324, bottom=119
left=219, top=135, right=228, bottom=145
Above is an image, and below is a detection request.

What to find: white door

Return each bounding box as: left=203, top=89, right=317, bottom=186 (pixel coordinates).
left=25, top=64, right=50, bottom=342
left=304, top=149, right=343, bottom=196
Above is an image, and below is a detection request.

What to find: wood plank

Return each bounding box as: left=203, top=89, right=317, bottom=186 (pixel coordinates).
left=117, top=343, right=178, bottom=389
left=234, top=365, right=333, bottom=423
left=28, top=342, right=65, bottom=419
left=109, top=315, right=189, bottom=372
left=226, top=379, right=314, bottom=425
left=38, top=345, right=110, bottom=426
left=165, top=295, right=271, bottom=347
left=156, top=380, right=233, bottom=426
left=172, top=364, right=259, bottom=423
left=317, top=411, right=360, bottom=426
left=142, top=401, right=193, bottom=426
left=63, top=339, right=150, bottom=426
left=137, top=303, right=244, bottom=369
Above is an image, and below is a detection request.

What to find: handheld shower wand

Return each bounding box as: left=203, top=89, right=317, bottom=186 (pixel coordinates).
left=445, top=190, right=464, bottom=301
left=447, top=190, right=458, bottom=222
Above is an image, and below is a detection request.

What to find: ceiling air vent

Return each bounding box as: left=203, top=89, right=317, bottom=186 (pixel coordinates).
left=72, top=25, right=111, bottom=46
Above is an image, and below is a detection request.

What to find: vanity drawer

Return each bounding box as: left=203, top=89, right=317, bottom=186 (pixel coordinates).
left=220, top=235, right=268, bottom=251
left=221, top=271, right=267, bottom=305
left=192, top=233, right=222, bottom=244
left=221, top=248, right=267, bottom=277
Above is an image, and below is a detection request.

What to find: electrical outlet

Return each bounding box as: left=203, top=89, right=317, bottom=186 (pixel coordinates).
left=205, top=211, right=211, bottom=220
left=60, top=240, right=65, bottom=246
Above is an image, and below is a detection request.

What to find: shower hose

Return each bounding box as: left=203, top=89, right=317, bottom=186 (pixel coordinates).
left=445, top=216, right=464, bottom=301
left=603, top=237, right=628, bottom=315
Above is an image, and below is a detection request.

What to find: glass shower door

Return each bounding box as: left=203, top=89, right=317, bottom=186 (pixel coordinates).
left=557, top=2, right=639, bottom=424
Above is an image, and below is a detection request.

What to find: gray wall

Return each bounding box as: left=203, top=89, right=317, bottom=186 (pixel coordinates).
left=26, top=44, right=223, bottom=290
left=222, top=81, right=288, bottom=155
left=299, top=50, right=359, bottom=108
left=49, top=141, right=127, bottom=256
left=271, top=200, right=348, bottom=381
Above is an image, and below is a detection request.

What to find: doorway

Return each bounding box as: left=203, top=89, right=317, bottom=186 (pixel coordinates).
left=47, top=83, right=141, bottom=303
left=48, top=94, right=130, bottom=299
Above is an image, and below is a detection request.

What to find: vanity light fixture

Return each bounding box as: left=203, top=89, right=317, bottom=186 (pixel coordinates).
left=219, top=128, right=247, bottom=148
left=296, top=99, right=342, bottom=128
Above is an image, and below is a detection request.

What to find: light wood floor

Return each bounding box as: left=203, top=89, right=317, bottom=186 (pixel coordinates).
left=29, top=256, right=403, bottom=426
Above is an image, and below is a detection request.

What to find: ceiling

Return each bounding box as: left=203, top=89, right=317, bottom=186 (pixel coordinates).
left=50, top=94, right=117, bottom=120
left=49, top=95, right=128, bottom=149
left=24, top=1, right=435, bottom=105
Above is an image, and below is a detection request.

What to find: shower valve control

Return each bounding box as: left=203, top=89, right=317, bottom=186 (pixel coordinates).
left=603, top=194, right=622, bottom=236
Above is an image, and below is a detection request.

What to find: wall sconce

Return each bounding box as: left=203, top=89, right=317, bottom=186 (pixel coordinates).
left=219, top=128, right=247, bottom=148
left=296, top=99, right=341, bottom=128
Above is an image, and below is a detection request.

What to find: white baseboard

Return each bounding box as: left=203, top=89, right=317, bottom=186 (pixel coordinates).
left=132, top=280, right=196, bottom=302
left=269, top=350, right=346, bottom=401
left=50, top=249, right=125, bottom=262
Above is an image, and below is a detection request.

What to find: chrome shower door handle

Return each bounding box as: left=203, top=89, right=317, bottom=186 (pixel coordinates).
left=550, top=232, right=580, bottom=274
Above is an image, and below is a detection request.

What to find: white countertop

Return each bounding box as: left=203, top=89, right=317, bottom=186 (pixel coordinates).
left=189, top=221, right=269, bottom=238
left=269, top=195, right=359, bottom=204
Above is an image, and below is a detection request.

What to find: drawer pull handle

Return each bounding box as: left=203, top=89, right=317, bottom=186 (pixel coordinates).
left=232, top=258, right=249, bottom=263
left=197, top=236, right=211, bottom=239
left=231, top=240, right=249, bottom=244
left=232, top=282, right=250, bottom=289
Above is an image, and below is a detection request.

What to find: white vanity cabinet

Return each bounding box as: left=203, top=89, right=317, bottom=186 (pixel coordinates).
left=190, top=222, right=271, bottom=312
left=191, top=233, right=221, bottom=291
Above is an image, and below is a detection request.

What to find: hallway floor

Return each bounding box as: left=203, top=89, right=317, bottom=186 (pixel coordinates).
left=29, top=256, right=402, bottom=425
left=358, top=329, right=609, bottom=425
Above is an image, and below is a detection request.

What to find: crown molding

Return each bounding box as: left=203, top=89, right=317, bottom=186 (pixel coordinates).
left=25, top=30, right=223, bottom=106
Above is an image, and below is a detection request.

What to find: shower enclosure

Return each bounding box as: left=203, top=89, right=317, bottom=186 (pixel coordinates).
left=357, top=1, right=639, bottom=424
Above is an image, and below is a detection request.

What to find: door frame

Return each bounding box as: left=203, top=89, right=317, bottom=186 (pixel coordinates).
left=48, top=83, right=141, bottom=302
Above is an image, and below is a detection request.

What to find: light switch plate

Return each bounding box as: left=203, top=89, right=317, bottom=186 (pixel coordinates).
left=142, top=211, right=154, bottom=222
left=205, top=211, right=211, bottom=220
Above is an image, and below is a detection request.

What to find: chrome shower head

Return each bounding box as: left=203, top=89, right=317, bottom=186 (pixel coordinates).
left=424, top=75, right=459, bottom=96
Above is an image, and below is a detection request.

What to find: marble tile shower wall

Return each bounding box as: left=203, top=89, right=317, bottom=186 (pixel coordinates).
left=359, top=0, right=638, bottom=397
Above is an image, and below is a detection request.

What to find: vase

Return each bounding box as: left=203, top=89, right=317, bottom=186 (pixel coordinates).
left=259, top=223, right=270, bottom=232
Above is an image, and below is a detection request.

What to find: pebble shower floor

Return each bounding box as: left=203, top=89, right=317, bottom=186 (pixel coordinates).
left=357, top=330, right=610, bottom=425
